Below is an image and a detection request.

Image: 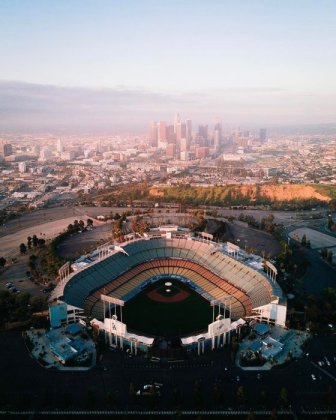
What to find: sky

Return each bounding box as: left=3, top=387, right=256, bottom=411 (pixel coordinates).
left=0, top=0, right=336, bottom=132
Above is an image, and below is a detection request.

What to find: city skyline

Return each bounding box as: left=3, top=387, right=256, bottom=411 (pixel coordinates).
left=1, top=0, right=336, bottom=131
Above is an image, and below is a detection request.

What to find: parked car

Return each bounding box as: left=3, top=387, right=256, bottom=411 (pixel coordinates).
left=136, top=383, right=163, bottom=397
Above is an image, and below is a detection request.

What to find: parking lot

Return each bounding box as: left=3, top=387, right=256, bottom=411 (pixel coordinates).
left=0, top=331, right=335, bottom=415
left=289, top=228, right=336, bottom=249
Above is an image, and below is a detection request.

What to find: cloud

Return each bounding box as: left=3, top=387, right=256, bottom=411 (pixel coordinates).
left=0, top=80, right=335, bottom=132
left=0, top=81, right=182, bottom=132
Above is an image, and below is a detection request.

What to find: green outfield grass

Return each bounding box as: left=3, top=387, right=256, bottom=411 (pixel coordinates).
left=123, top=279, right=213, bottom=337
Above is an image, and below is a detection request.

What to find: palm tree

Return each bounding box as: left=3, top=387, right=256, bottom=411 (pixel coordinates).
left=0, top=257, right=6, bottom=268
left=236, top=385, right=245, bottom=406
left=19, top=243, right=27, bottom=254
left=279, top=387, right=288, bottom=408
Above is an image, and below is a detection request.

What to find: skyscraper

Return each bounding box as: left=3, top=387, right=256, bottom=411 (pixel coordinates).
left=174, top=113, right=180, bottom=134
left=180, top=137, right=189, bottom=153
left=198, top=125, right=208, bottom=145
left=166, top=125, right=176, bottom=143
left=166, top=143, right=176, bottom=158
left=186, top=119, right=192, bottom=141
left=57, top=138, right=64, bottom=154
left=259, top=128, right=267, bottom=143
left=149, top=121, right=158, bottom=147
left=0, top=140, right=13, bottom=157
left=213, top=122, right=222, bottom=150
left=176, top=122, right=186, bottom=142
left=158, top=121, right=167, bottom=142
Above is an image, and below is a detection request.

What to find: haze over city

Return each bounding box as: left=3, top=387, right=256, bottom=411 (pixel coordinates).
left=1, top=0, right=336, bottom=132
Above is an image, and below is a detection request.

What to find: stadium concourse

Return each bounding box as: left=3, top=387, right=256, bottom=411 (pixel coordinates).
left=50, top=230, right=286, bottom=356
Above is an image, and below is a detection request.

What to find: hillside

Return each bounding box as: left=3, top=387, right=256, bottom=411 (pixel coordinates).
left=149, top=184, right=332, bottom=203
left=96, top=183, right=335, bottom=209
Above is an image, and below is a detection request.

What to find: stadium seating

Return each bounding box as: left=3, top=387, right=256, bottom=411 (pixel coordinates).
left=62, top=237, right=275, bottom=321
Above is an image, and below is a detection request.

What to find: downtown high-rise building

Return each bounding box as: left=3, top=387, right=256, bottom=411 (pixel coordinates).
left=149, top=121, right=158, bottom=147
left=259, top=128, right=267, bottom=143
left=0, top=140, right=13, bottom=157
left=186, top=119, right=192, bottom=141
left=198, top=125, right=208, bottom=145
left=158, top=121, right=167, bottom=142
left=57, top=138, right=64, bottom=154
left=166, top=125, right=176, bottom=143
left=166, top=143, right=176, bottom=158
left=213, top=122, right=222, bottom=150
left=180, top=137, right=190, bottom=152
left=175, top=122, right=186, bottom=142
left=174, top=113, right=180, bottom=134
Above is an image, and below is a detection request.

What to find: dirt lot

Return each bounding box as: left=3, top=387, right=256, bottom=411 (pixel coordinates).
left=0, top=206, right=131, bottom=238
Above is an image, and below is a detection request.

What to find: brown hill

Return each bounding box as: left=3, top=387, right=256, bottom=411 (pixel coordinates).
left=149, top=184, right=331, bottom=202
left=238, top=184, right=331, bottom=202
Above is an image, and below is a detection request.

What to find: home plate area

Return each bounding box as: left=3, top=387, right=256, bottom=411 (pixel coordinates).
left=147, top=281, right=190, bottom=303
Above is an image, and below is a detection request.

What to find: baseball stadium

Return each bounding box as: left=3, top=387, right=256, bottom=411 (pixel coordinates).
left=51, top=231, right=286, bottom=356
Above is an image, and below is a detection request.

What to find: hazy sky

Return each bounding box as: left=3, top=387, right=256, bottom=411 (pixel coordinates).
left=1, top=0, right=336, bottom=131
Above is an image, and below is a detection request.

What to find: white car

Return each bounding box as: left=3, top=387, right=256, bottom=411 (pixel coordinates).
left=136, top=383, right=163, bottom=397
left=311, top=374, right=316, bottom=381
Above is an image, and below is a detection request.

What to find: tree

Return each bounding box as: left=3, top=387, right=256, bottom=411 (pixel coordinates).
left=87, top=218, right=93, bottom=227
left=327, top=216, right=334, bottom=231
left=329, top=199, right=336, bottom=212
left=13, top=292, right=31, bottom=320
left=236, top=385, right=245, bottom=405
left=213, top=383, right=223, bottom=406
left=301, top=234, right=307, bottom=246
left=79, top=220, right=85, bottom=229
left=0, top=257, right=6, bottom=268
left=85, top=388, right=96, bottom=408
left=67, top=224, right=74, bottom=233
left=247, top=411, right=256, bottom=420
left=128, top=382, right=135, bottom=396
left=27, top=236, right=32, bottom=249
left=279, top=387, right=289, bottom=408
left=321, top=247, right=328, bottom=259
left=19, top=243, right=27, bottom=254
left=270, top=409, right=278, bottom=420
left=32, top=235, right=38, bottom=247
left=30, top=296, right=46, bottom=312
left=327, top=250, right=333, bottom=263
left=0, top=290, right=13, bottom=326
left=193, top=381, right=204, bottom=409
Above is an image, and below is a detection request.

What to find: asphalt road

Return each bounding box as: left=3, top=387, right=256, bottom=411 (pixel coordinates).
left=295, top=247, right=336, bottom=295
